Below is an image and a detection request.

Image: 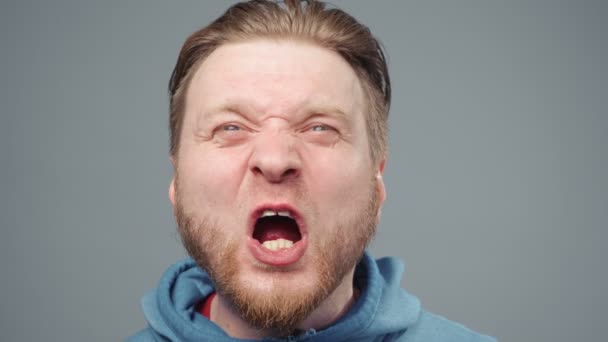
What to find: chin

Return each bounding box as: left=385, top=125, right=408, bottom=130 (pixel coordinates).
left=240, top=259, right=319, bottom=292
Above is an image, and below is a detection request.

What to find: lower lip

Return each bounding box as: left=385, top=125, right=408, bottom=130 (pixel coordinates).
left=247, top=236, right=308, bottom=266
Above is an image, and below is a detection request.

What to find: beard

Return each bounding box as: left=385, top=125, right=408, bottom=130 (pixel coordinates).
left=174, top=178, right=380, bottom=336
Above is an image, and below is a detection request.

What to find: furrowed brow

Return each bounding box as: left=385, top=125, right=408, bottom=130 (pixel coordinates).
left=304, top=106, right=351, bottom=123
left=199, top=103, right=252, bottom=120
left=200, top=100, right=351, bottom=123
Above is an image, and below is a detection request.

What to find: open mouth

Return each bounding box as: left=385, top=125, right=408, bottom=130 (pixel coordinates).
left=252, top=209, right=302, bottom=251
left=248, top=205, right=308, bottom=266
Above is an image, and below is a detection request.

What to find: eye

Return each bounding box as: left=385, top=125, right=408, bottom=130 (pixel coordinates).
left=213, top=123, right=250, bottom=146
left=222, top=124, right=241, bottom=131
left=309, top=124, right=333, bottom=132
left=301, top=122, right=340, bottom=146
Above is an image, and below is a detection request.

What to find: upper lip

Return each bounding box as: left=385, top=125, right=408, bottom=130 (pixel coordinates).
left=248, top=203, right=306, bottom=239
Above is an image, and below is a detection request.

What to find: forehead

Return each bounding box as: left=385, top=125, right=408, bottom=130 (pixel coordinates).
left=186, top=39, right=365, bottom=118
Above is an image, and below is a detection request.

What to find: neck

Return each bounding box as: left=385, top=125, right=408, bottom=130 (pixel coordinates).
left=211, top=268, right=358, bottom=340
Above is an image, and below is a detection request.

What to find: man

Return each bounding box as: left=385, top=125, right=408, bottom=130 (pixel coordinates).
left=130, top=1, right=495, bottom=341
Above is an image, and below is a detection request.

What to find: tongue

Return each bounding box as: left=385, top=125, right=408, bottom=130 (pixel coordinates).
left=255, top=218, right=301, bottom=243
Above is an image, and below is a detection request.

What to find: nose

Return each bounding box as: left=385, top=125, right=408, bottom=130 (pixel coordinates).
left=249, top=130, right=301, bottom=183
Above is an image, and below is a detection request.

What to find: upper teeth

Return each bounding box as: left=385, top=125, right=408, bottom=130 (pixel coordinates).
left=260, top=210, right=292, bottom=218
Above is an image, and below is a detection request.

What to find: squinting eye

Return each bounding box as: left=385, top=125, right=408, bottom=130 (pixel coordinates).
left=214, top=123, right=249, bottom=145
left=222, top=124, right=241, bottom=131
left=311, top=125, right=330, bottom=132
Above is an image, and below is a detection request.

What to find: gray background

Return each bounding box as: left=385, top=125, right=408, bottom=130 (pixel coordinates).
left=1, top=0, right=606, bottom=341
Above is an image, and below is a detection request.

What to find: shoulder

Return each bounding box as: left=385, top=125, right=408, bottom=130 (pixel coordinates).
left=396, top=311, right=497, bottom=342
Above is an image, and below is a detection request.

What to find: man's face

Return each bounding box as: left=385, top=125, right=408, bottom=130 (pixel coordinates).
left=170, top=39, right=386, bottom=332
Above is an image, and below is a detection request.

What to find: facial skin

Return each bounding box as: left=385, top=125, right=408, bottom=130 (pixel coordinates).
left=169, top=39, right=386, bottom=338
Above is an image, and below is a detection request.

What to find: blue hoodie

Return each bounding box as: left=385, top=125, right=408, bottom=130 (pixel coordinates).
left=128, top=252, right=496, bottom=341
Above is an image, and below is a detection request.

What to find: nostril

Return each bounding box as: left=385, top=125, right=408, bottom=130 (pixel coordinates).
left=250, top=165, right=298, bottom=182
left=281, top=168, right=298, bottom=179
left=251, top=166, right=263, bottom=176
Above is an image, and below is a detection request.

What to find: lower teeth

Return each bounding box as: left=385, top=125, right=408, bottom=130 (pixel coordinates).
left=262, top=238, right=294, bottom=251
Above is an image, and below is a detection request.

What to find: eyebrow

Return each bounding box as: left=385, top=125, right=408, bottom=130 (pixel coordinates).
left=306, top=106, right=349, bottom=120
left=199, top=103, right=252, bottom=120
left=199, top=100, right=352, bottom=122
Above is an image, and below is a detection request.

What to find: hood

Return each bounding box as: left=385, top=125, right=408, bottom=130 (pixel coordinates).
left=135, top=251, right=421, bottom=341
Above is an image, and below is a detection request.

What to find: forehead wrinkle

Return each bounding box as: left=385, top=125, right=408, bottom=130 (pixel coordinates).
left=251, top=74, right=362, bottom=121
left=188, top=39, right=366, bottom=123
left=206, top=96, right=358, bottom=125
left=196, top=102, right=256, bottom=123
left=188, top=85, right=364, bottom=135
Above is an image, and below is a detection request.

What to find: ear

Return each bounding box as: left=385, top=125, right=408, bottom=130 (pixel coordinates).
left=168, top=156, right=177, bottom=207
left=375, top=158, right=387, bottom=206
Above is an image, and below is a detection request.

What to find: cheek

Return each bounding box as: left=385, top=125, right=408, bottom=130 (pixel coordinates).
left=177, top=148, right=249, bottom=206
left=303, top=149, right=373, bottom=203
